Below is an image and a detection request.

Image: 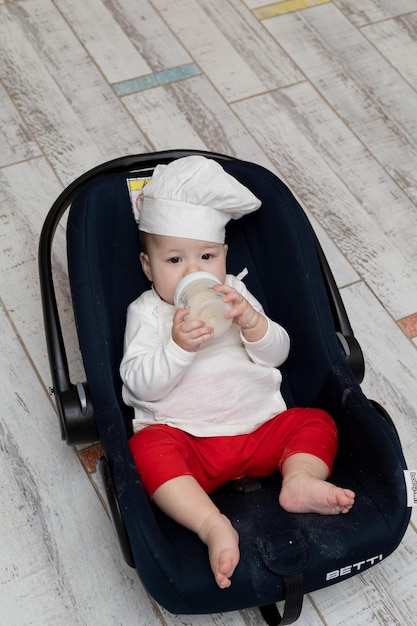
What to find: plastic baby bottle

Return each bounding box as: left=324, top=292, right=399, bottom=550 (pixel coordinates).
left=174, top=272, right=232, bottom=338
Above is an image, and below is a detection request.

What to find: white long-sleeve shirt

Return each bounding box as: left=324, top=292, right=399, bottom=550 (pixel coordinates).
left=120, top=275, right=290, bottom=437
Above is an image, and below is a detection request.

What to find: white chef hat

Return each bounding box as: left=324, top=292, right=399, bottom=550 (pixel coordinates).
left=139, top=156, right=261, bottom=243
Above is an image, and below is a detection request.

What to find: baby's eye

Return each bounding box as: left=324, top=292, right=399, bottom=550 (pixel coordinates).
left=169, top=257, right=181, bottom=264
left=201, top=253, right=212, bottom=260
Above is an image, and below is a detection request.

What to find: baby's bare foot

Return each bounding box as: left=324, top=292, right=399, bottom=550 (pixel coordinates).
left=279, top=473, right=355, bottom=515
left=198, top=513, right=240, bottom=589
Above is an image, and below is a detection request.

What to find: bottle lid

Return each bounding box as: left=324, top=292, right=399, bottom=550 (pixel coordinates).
left=174, top=272, right=222, bottom=307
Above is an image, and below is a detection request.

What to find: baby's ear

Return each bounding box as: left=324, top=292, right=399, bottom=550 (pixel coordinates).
left=140, top=252, right=152, bottom=282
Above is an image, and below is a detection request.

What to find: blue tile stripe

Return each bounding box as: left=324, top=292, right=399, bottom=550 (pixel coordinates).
left=113, top=63, right=201, bottom=96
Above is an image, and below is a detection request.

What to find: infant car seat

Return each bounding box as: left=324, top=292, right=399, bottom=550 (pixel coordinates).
left=39, top=150, right=410, bottom=625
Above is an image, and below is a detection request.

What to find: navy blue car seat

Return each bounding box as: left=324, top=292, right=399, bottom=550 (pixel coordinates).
left=39, top=150, right=410, bottom=625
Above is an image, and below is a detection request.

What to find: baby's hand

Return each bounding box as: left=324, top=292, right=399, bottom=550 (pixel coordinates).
left=213, top=284, right=268, bottom=342
left=172, top=308, right=214, bottom=352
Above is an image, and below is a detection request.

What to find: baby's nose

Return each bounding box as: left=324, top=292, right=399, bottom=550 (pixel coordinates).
left=185, top=262, right=202, bottom=274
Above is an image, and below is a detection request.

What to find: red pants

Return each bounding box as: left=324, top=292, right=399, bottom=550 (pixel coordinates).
left=129, top=408, right=338, bottom=497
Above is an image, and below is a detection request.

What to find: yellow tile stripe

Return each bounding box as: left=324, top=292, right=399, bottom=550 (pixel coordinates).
left=253, top=0, right=331, bottom=20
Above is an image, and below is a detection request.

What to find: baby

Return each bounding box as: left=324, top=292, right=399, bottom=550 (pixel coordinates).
left=120, top=156, right=355, bottom=590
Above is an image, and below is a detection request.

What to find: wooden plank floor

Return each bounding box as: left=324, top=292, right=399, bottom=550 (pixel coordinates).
left=1, top=1, right=416, bottom=624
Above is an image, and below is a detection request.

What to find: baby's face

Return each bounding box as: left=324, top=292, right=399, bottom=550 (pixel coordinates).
left=140, top=234, right=228, bottom=304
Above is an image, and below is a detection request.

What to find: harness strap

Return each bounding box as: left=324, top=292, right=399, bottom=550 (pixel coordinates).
left=260, top=572, right=304, bottom=625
